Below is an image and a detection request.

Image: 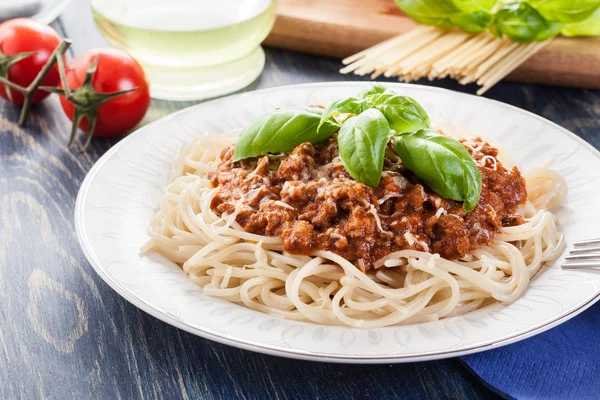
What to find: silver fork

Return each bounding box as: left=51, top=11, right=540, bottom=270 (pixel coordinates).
left=562, top=239, right=600, bottom=270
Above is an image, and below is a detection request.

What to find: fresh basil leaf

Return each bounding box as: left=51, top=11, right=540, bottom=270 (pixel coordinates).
left=233, top=108, right=340, bottom=161
left=529, top=0, right=600, bottom=23
left=394, top=129, right=482, bottom=211
left=562, top=5, right=600, bottom=35
left=452, top=0, right=497, bottom=12
left=365, top=92, right=431, bottom=133
left=492, top=3, right=554, bottom=43
left=394, top=0, right=460, bottom=27
left=450, top=11, right=493, bottom=33
left=337, top=109, right=391, bottom=187
left=489, top=21, right=502, bottom=37
left=318, top=97, right=366, bottom=131
left=358, top=83, right=389, bottom=99
left=535, top=20, right=565, bottom=40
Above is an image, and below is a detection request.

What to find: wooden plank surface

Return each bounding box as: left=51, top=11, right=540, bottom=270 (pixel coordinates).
left=0, top=0, right=599, bottom=398
left=264, top=0, right=600, bottom=89
left=265, top=0, right=416, bottom=57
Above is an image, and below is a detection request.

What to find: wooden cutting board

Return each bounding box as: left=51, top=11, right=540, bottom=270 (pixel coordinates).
left=264, top=0, right=600, bottom=89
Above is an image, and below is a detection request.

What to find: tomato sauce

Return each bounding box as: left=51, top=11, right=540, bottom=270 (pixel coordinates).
left=209, top=136, right=527, bottom=271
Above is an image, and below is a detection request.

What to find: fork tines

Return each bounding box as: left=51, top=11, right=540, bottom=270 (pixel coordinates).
left=562, top=239, right=600, bottom=270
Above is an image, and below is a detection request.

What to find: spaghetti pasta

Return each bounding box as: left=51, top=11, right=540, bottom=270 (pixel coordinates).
left=145, top=129, right=566, bottom=328
left=341, top=26, right=552, bottom=95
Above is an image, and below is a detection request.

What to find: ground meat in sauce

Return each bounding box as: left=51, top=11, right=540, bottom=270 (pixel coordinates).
left=208, top=135, right=527, bottom=271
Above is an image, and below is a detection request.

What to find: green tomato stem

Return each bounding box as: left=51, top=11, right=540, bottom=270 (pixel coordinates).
left=0, top=39, right=72, bottom=126
left=43, top=52, right=138, bottom=150
left=82, top=115, right=98, bottom=152
left=0, top=75, right=25, bottom=91
left=0, top=51, right=37, bottom=102
left=68, top=108, right=84, bottom=147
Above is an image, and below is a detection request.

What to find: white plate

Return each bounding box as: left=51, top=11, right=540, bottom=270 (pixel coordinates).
left=75, top=83, right=600, bottom=363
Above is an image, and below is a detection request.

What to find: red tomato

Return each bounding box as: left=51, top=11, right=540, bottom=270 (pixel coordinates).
left=0, top=18, right=62, bottom=104
left=59, top=48, right=151, bottom=138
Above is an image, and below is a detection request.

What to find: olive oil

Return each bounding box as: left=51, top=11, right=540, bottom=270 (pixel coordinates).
left=91, top=0, right=277, bottom=100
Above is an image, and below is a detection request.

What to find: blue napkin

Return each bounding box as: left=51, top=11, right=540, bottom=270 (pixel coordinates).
left=461, top=301, right=600, bottom=399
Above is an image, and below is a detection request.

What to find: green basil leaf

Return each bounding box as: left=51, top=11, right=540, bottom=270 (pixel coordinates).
left=529, top=0, right=600, bottom=23
left=452, top=0, right=497, bottom=12
left=233, top=108, right=340, bottom=161
left=562, top=5, right=600, bottom=35
left=338, top=109, right=391, bottom=187
left=365, top=92, right=431, bottom=133
left=394, top=129, right=482, bottom=211
left=318, top=97, right=366, bottom=131
left=489, top=21, right=502, bottom=37
left=357, top=83, right=389, bottom=99
left=535, top=20, right=565, bottom=40
left=450, top=11, right=493, bottom=33
left=394, top=0, right=460, bottom=27
left=492, top=3, right=554, bottom=43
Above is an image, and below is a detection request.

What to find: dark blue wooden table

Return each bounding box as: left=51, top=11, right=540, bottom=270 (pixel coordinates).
left=2, top=1, right=599, bottom=398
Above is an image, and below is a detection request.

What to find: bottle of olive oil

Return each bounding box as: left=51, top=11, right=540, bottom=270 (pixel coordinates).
left=92, top=0, right=277, bottom=100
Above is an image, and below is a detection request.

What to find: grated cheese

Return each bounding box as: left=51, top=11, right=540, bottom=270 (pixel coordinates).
left=273, top=200, right=295, bottom=210
left=378, top=192, right=403, bottom=205
left=486, top=204, right=497, bottom=220
left=415, top=237, right=430, bottom=252
left=404, top=232, right=429, bottom=251
left=369, top=204, right=389, bottom=233
left=480, top=155, right=498, bottom=170
left=392, top=175, right=409, bottom=190
left=404, top=232, right=415, bottom=246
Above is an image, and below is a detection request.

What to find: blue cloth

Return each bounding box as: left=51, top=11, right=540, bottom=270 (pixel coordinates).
left=461, top=301, right=600, bottom=399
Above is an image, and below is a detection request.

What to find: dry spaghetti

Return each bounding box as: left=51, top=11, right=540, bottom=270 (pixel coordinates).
left=341, top=26, right=551, bottom=95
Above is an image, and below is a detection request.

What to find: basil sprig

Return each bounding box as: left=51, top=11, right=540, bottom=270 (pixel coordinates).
left=453, top=0, right=496, bottom=12
left=529, top=0, right=600, bottom=23
left=318, top=85, right=430, bottom=133
left=395, top=130, right=482, bottom=211
left=450, top=11, right=493, bottom=33
left=357, top=83, right=388, bottom=98
left=491, top=3, right=564, bottom=42
left=317, top=83, right=388, bottom=131
left=338, top=109, right=391, bottom=187
left=233, top=85, right=483, bottom=211
left=393, top=0, right=460, bottom=28
left=365, top=91, right=431, bottom=132
left=562, top=6, right=600, bottom=36
left=233, top=108, right=340, bottom=162
left=394, top=0, right=600, bottom=42
left=317, top=97, right=366, bottom=131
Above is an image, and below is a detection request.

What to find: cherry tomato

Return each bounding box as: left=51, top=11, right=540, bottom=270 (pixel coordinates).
left=0, top=18, right=62, bottom=104
left=59, top=48, right=151, bottom=138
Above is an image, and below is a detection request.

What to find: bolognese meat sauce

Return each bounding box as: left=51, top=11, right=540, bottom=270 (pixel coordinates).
left=208, top=136, right=527, bottom=271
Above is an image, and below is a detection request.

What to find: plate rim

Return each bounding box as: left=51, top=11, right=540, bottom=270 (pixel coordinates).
left=75, top=82, right=600, bottom=363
